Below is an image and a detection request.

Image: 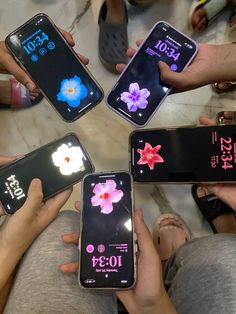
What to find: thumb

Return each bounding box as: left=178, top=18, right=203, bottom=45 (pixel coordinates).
left=22, top=178, right=43, bottom=213
left=158, top=61, right=179, bottom=85
left=134, top=208, right=158, bottom=257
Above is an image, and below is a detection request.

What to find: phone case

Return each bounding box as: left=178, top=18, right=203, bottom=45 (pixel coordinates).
left=106, top=21, right=198, bottom=128
left=78, top=171, right=136, bottom=290
left=5, top=13, right=104, bottom=122
left=0, top=132, right=95, bottom=214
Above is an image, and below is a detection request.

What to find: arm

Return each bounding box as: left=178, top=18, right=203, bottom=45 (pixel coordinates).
left=116, top=208, right=177, bottom=314
left=0, top=178, right=71, bottom=310
left=117, top=42, right=236, bottom=92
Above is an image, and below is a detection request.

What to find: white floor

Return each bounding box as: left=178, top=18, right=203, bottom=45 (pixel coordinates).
left=0, top=0, right=235, bottom=236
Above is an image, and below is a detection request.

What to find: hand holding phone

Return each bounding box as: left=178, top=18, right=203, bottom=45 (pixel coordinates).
left=130, top=124, right=236, bottom=183
left=107, top=21, right=197, bottom=127
left=0, top=133, right=94, bottom=214
left=5, top=13, right=104, bottom=122
left=79, top=171, right=135, bottom=289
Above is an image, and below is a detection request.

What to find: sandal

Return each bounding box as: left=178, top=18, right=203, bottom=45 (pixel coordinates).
left=216, top=111, right=236, bottom=125
left=189, top=0, right=227, bottom=32
left=192, top=184, right=236, bottom=233
left=212, top=81, right=236, bottom=94
left=4, top=78, right=43, bottom=109
left=152, top=213, right=191, bottom=262
left=98, top=1, right=128, bottom=73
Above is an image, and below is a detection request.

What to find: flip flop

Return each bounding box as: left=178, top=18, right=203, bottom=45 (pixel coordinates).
left=1, top=78, right=43, bottom=109
left=191, top=184, right=236, bottom=233
left=152, top=213, right=191, bottom=262
left=212, top=81, right=236, bottom=94
left=98, top=1, right=128, bottom=73
left=189, top=0, right=227, bottom=32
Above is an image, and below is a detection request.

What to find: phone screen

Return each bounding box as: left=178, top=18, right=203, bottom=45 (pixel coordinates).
left=130, top=125, right=236, bottom=182
left=106, top=21, right=197, bottom=127
left=0, top=133, right=94, bottom=214
left=80, top=172, right=135, bottom=289
left=5, top=14, right=103, bottom=122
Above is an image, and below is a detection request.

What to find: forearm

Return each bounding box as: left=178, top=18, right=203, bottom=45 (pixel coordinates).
left=214, top=43, right=236, bottom=83
left=0, top=270, right=16, bottom=313
left=0, top=245, right=22, bottom=291
left=136, top=290, right=177, bottom=314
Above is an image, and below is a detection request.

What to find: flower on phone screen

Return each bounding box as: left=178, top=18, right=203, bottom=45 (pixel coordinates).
left=137, top=142, right=164, bottom=170
left=57, top=75, right=88, bottom=108
left=91, top=180, right=123, bottom=214
left=120, top=82, right=150, bottom=112
left=52, top=144, right=85, bottom=175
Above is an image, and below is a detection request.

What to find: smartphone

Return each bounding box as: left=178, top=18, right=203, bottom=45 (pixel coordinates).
left=79, top=171, right=135, bottom=289
left=5, top=13, right=104, bottom=122
left=106, top=21, right=197, bottom=127
left=130, top=125, right=236, bottom=183
left=0, top=133, right=94, bottom=214
left=216, top=111, right=236, bottom=125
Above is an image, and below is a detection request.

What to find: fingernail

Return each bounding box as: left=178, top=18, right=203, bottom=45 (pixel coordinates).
left=31, top=178, right=41, bottom=186
left=158, top=61, right=164, bottom=68
left=26, top=82, right=35, bottom=92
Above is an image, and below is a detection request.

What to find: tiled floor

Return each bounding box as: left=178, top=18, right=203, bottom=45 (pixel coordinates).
left=0, top=0, right=235, bottom=236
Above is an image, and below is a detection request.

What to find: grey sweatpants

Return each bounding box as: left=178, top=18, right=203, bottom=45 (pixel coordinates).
left=4, top=211, right=236, bottom=314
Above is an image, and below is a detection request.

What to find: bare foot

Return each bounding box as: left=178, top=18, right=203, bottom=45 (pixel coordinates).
left=197, top=186, right=236, bottom=233
left=191, top=7, right=208, bottom=32
left=105, top=0, right=125, bottom=24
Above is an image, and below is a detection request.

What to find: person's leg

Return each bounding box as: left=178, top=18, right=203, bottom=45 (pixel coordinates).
left=4, top=210, right=117, bottom=314
left=164, top=234, right=236, bottom=314
left=162, top=203, right=236, bottom=314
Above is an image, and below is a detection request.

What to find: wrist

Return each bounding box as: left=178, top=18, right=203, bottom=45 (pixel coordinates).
left=215, top=43, right=236, bottom=82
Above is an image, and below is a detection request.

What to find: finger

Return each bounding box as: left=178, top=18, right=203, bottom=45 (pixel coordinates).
left=62, top=232, right=79, bottom=244
left=116, top=63, right=126, bottom=73
left=158, top=61, right=185, bottom=88
left=23, top=178, right=44, bottom=213
left=74, top=201, right=80, bottom=211
left=0, top=156, right=16, bottom=166
left=127, top=47, right=136, bottom=59
left=3, top=57, right=37, bottom=92
left=58, top=28, right=75, bottom=46
left=136, top=39, right=143, bottom=47
left=77, top=53, right=89, bottom=65
left=199, top=116, right=215, bottom=125
left=47, top=187, right=72, bottom=208
left=59, top=263, right=79, bottom=273
left=134, top=208, right=157, bottom=256
left=0, top=205, right=5, bottom=216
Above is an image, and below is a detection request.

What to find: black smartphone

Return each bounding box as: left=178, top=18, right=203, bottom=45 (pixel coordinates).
left=79, top=171, right=136, bottom=289
left=106, top=21, right=197, bottom=127
left=130, top=125, right=236, bottom=183
left=216, top=111, right=236, bottom=125
left=5, top=13, right=104, bottom=122
left=0, top=133, right=94, bottom=214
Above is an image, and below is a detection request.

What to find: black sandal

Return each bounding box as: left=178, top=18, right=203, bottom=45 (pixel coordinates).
left=192, top=184, right=236, bottom=233
left=98, top=2, right=128, bottom=73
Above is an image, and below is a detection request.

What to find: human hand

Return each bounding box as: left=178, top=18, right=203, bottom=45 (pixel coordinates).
left=0, top=28, right=89, bottom=94
left=117, top=42, right=236, bottom=92
left=0, top=178, right=72, bottom=256
left=116, top=208, right=176, bottom=314
left=199, top=116, right=236, bottom=211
